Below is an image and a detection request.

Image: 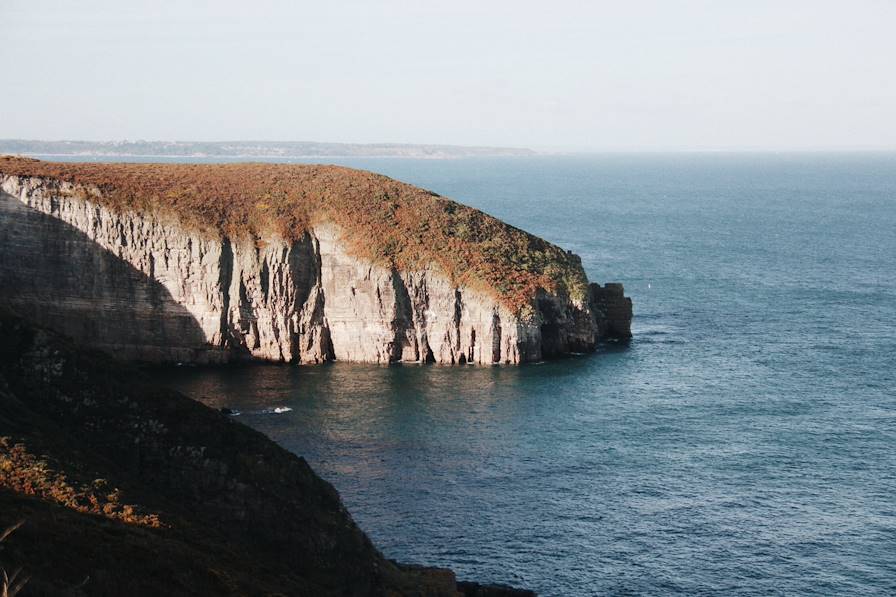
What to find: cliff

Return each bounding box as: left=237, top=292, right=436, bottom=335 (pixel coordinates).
left=0, top=157, right=631, bottom=365
left=0, top=311, right=533, bottom=596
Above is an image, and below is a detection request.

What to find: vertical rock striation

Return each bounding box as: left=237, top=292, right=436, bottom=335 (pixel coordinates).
left=0, top=170, right=631, bottom=365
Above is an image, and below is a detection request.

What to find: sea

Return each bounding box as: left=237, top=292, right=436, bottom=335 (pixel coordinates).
left=62, top=153, right=896, bottom=595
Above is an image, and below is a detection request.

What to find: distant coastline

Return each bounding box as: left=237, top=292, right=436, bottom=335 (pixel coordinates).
left=0, top=139, right=536, bottom=159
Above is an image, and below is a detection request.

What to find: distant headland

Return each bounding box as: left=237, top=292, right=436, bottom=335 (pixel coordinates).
left=0, top=139, right=537, bottom=159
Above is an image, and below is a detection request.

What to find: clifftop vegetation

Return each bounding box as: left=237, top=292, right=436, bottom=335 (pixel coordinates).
left=0, top=156, right=588, bottom=312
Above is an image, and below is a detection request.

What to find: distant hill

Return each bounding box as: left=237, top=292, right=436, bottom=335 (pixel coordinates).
left=0, top=139, right=536, bottom=159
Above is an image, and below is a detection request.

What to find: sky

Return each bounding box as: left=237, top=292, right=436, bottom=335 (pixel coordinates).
left=1, top=0, right=895, bottom=151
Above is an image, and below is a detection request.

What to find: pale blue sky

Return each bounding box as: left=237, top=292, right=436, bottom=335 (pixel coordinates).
left=2, top=0, right=894, bottom=150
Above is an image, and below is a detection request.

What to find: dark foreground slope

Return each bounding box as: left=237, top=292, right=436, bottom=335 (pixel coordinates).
left=0, top=312, right=531, bottom=597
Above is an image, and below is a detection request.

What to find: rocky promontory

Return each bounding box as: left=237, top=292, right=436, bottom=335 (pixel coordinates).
left=0, top=157, right=631, bottom=365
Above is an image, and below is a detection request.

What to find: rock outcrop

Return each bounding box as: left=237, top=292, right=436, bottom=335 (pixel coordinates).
left=0, top=158, right=631, bottom=365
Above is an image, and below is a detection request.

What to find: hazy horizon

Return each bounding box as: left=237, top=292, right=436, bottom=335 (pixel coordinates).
left=2, top=0, right=895, bottom=152
left=5, top=138, right=896, bottom=156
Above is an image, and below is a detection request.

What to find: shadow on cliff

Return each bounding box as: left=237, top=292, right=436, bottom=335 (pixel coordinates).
left=0, top=193, right=213, bottom=362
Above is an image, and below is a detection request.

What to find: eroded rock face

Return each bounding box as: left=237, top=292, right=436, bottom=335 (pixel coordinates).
left=0, top=175, right=631, bottom=364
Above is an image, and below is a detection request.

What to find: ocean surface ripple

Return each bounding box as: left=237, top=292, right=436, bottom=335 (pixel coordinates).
left=157, top=153, right=896, bottom=596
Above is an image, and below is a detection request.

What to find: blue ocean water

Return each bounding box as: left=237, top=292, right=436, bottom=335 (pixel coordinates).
left=155, top=154, right=896, bottom=595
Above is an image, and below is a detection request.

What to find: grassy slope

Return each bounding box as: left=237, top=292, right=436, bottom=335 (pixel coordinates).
left=0, top=156, right=588, bottom=313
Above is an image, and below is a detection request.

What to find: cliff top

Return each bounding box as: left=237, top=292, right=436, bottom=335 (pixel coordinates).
left=0, top=156, right=587, bottom=312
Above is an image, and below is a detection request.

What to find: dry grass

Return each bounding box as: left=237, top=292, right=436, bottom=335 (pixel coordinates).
left=0, top=438, right=162, bottom=528
left=0, top=156, right=588, bottom=313
left=0, top=521, right=28, bottom=597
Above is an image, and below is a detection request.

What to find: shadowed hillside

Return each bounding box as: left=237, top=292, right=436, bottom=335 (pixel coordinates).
left=0, top=311, right=533, bottom=596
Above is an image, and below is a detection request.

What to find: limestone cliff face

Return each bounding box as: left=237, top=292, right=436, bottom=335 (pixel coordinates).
left=0, top=173, right=631, bottom=365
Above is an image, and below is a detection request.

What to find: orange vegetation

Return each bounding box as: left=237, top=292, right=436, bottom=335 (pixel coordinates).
left=0, top=156, right=588, bottom=312
left=0, top=438, right=161, bottom=528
